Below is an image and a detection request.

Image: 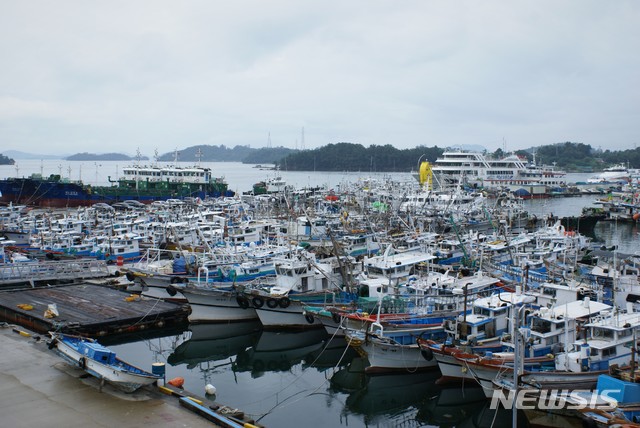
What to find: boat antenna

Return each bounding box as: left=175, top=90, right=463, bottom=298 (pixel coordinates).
left=196, top=147, right=202, bottom=167
left=154, top=149, right=159, bottom=167
left=135, top=148, right=142, bottom=189
left=532, top=149, right=537, bottom=167
left=173, top=148, right=179, bottom=164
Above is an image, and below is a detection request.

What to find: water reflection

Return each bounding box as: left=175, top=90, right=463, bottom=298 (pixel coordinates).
left=167, top=321, right=262, bottom=368
left=233, top=329, right=329, bottom=375
left=330, top=357, right=440, bottom=425
left=415, top=385, right=492, bottom=427
left=304, top=336, right=359, bottom=371
left=108, top=323, right=569, bottom=427
left=592, top=221, right=639, bottom=254
left=329, top=357, right=531, bottom=427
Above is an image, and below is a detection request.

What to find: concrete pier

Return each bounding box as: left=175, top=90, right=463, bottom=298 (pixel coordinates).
left=0, top=324, right=216, bottom=428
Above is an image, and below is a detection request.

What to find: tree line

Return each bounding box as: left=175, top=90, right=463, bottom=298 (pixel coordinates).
left=0, top=153, right=15, bottom=165
left=276, top=142, right=640, bottom=172
left=58, top=141, right=639, bottom=172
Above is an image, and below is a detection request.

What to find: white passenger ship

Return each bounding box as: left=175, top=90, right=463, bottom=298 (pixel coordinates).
left=424, top=150, right=566, bottom=198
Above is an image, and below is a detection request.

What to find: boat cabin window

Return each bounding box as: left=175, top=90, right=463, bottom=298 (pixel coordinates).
left=602, top=347, right=617, bottom=357
left=493, top=307, right=507, bottom=316
left=546, top=335, right=559, bottom=345
left=532, top=318, right=552, bottom=334
left=617, top=329, right=632, bottom=339
left=276, top=267, right=292, bottom=276
left=542, top=287, right=556, bottom=297
left=393, top=266, right=406, bottom=274
left=474, top=307, right=491, bottom=317
left=591, top=327, right=614, bottom=340
left=367, top=266, right=384, bottom=276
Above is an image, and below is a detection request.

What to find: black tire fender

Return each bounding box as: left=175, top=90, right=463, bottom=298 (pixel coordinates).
left=236, top=295, right=250, bottom=309
left=421, top=348, right=434, bottom=361
left=278, top=297, right=291, bottom=308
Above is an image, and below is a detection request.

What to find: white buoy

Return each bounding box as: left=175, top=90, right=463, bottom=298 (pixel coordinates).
left=205, top=384, right=217, bottom=395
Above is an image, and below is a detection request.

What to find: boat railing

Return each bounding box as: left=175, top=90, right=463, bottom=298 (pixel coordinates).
left=0, top=259, right=109, bottom=285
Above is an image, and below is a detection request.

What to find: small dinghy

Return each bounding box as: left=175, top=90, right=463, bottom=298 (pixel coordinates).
left=49, top=332, right=162, bottom=393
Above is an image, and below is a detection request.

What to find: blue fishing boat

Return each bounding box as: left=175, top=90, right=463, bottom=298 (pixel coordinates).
left=48, top=332, right=162, bottom=393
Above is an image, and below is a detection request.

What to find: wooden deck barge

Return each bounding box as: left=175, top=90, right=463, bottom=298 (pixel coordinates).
left=0, top=283, right=189, bottom=337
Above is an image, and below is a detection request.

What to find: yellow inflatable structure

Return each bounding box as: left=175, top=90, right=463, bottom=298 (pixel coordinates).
left=418, top=161, right=433, bottom=189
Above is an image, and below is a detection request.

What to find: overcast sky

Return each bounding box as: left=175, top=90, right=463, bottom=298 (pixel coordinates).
left=1, top=1, right=639, bottom=157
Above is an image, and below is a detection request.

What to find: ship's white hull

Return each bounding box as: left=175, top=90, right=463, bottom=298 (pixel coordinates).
left=182, top=287, right=257, bottom=323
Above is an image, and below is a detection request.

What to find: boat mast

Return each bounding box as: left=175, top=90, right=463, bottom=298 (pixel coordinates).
left=135, top=148, right=142, bottom=190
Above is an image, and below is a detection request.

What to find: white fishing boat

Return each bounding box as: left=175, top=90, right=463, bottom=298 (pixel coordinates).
left=344, top=321, right=443, bottom=374
left=247, top=253, right=357, bottom=329
left=181, top=284, right=259, bottom=323
left=462, top=308, right=640, bottom=397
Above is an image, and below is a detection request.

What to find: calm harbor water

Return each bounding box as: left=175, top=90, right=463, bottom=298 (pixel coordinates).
left=3, top=162, right=637, bottom=427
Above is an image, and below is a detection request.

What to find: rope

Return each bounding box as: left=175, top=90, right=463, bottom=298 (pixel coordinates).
left=252, top=317, right=354, bottom=422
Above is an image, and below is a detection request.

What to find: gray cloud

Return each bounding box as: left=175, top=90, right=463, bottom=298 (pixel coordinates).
left=1, top=0, right=638, bottom=156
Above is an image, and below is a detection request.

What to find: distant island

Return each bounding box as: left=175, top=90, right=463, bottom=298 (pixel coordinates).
left=0, top=153, right=15, bottom=165
left=23, top=141, right=640, bottom=172
left=154, top=141, right=639, bottom=172
left=1, top=150, right=64, bottom=160
left=65, top=152, right=148, bottom=161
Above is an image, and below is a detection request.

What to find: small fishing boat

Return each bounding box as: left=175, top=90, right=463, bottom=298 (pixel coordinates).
left=48, top=332, right=162, bottom=393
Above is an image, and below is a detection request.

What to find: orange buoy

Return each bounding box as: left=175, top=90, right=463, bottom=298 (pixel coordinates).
left=633, top=213, right=640, bottom=221
left=167, top=377, right=185, bottom=388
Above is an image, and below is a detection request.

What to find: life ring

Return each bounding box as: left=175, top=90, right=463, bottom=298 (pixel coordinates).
left=78, top=356, right=87, bottom=370
left=278, top=297, right=291, bottom=308
left=252, top=296, right=264, bottom=308
left=266, top=299, right=278, bottom=309
left=305, top=313, right=315, bottom=324
left=421, top=348, right=434, bottom=361
left=332, top=312, right=341, bottom=324
left=236, top=295, right=250, bottom=309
